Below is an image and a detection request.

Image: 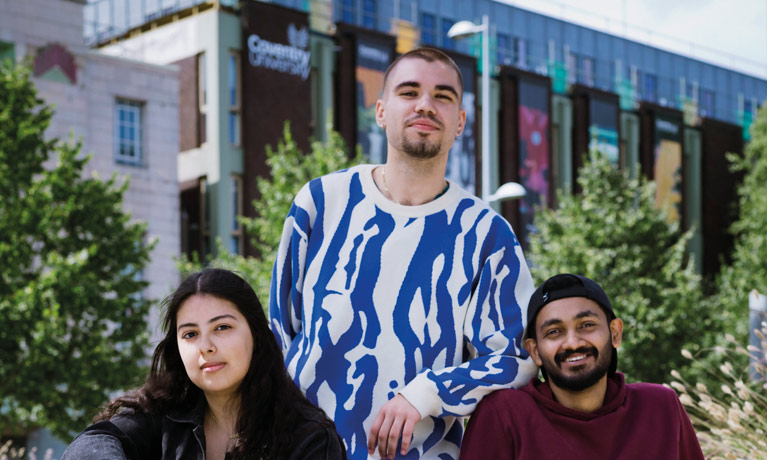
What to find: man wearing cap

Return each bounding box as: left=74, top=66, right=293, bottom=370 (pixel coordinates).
left=460, top=273, right=704, bottom=460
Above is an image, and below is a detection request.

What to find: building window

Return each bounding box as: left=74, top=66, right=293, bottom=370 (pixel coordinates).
left=441, top=18, right=455, bottom=50
left=341, top=0, right=355, bottom=23
left=514, top=37, right=528, bottom=69
left=687, top=80, right=698, bottom=102
left=744, top=98, right=754, bottom=116
left=228, top=51, right=241, bottom=146
left=420, top=12, right=436, bottom=46
left=701, top=89, right=715, bottom=118
left=114, top=99, right=143, bottom=166
left=566, top=51, right=577, bottom=84
left=497, top=33, right=513, bottom=66
left=198, top=52, right=207, bottom=144
left=230, top=175, right=243, bottom=255
left=362, top=0, right=376, bottom=28
left=643, top=73, right=657, bottom=103
left=579, top=56, right=594, bottom=87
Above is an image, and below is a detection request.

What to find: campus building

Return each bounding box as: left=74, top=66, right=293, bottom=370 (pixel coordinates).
left=1, top=0, right=179, bottom=453
left=86, top=0, right=767, bottom=278
left=84, top=0, right=766, bottom=276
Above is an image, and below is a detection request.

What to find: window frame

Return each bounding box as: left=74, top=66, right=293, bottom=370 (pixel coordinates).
left=114, top=98, right=143, bottom=166
left=420, top=12, right=436, bottom=46
left=228, top=50, right=241, bottom=147
left=230, top=174, right=243, bottom=255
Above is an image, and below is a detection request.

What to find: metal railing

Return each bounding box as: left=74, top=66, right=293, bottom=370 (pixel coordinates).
left=84, top=0, right=238, bottom=46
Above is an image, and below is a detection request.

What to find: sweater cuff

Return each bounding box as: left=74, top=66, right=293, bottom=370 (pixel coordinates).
left=399, top=373, right=443, bottom=419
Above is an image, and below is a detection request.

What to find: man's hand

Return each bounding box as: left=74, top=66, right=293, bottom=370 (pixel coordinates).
left=367, top=394, right=422, bottom=459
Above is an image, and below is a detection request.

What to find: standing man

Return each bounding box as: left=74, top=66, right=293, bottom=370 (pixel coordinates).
left=460, top=274, right=705, bottom=459
left=269, top=47, right=536, bottom=460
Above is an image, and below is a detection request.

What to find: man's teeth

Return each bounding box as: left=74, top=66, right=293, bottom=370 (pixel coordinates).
left=565, top=355, right=587, bottom=362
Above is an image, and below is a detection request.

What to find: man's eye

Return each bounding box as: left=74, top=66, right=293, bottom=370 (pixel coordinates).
left=400, top=91, right=417, bottom=97
left=436, top=94, right=453, bottom=101
left=544, top=329, right=560, bottom=337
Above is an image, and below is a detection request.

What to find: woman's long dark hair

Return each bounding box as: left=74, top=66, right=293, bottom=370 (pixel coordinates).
left=97, top=268, right=338, bottom=459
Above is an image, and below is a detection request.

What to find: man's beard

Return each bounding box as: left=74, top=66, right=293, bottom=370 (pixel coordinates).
left=542, top=343, right=613, bottom=392
left=399, top=114, right=444, bottom=159
left=401, top=135, right=441, bottom=159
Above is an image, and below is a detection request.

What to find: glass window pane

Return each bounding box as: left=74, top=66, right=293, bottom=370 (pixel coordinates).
left=229, top=54, right=237, bottom=107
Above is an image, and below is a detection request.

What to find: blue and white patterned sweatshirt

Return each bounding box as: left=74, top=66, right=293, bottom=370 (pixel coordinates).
left=269, top=165, right=537, bottom=460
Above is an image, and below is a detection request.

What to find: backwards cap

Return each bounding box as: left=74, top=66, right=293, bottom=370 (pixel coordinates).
left=525, top=273, right=618, bottom=375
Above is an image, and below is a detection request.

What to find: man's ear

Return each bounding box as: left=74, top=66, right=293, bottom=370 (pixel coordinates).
left=375, top=99, right=385, bottom=130
left=609, top=318, right=623, bottom=349
left=455, top=108, right=466, bottom=137
left=525, top=338, right=542, bottom=366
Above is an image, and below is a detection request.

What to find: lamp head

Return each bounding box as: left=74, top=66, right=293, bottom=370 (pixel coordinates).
left=447, top=20, right=484, bottom=39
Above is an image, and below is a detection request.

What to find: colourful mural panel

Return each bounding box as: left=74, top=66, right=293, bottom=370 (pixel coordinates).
left=588, top=97, right=619, bottom=164
left=445, top=55, right=477, bottom=195
left=355, top=36, right=392, bottom=164
left=518, top=79, right=550, bottom=246
left=654, top=116, right=683, bottom=223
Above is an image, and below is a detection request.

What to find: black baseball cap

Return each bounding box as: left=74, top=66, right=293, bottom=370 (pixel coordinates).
left=525, top=274, right=618, bottom=375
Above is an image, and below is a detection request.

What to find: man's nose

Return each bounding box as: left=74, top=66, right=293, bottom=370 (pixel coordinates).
left=414, top=94, right=436, bottom=114
left=562, top=330, right=586, bottom=349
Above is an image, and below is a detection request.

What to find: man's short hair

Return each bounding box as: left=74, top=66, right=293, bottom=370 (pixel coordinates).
left=382, top=47, right=464, bottom=100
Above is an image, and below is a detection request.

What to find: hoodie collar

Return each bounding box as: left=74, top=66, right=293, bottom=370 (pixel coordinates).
left=523, top=372, right=627, bottom=421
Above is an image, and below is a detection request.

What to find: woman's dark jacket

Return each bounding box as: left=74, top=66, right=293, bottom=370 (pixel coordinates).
left=61, top=398, right=346, bottom=460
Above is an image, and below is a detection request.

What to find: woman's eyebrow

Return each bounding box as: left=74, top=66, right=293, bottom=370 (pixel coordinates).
left=177, top=314, right=238, bottom=330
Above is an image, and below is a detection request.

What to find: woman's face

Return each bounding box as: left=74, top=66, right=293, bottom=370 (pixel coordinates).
left=176, top=294, right=254, bottom=399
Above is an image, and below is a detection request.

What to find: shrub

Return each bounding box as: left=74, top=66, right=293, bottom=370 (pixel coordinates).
left=527, top=151, right=718, bottom=383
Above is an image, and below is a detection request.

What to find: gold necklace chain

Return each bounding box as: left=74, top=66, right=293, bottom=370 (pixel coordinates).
left=381, top=165, right=400, bottom=205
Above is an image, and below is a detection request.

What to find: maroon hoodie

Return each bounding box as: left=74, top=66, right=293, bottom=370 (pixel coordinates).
left=460, top=373, right=704, bottom=460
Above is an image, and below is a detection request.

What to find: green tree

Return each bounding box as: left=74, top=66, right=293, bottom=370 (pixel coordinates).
left=0, top=64, right=152, bottom=438
left=527, top=151, right=717, bottom=383
left=717, top=103, right=767, bottom=342
left=180, top=124, right=363, bottom=306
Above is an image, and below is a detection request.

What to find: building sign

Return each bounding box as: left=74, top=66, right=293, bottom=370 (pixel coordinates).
left=517, top=79, right=550, bottom=246
left=654, top=116, right=683, bottom=223
left=246, top=23, right=310, bottom=79
left=241, top=2, right=311, bottom=254
left=355, top=35, right=393, bottom=164
left=446, top=53, right=477, bottom=195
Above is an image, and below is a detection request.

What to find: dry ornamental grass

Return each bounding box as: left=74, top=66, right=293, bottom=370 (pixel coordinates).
left=670, top=324, right=767, bottom=460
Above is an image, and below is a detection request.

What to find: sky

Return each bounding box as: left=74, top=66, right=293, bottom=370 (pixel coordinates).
left=499, top=0, right=767, bottom=79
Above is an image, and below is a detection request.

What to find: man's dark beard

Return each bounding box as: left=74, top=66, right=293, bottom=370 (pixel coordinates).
left=400, top=114, right=444, bottom=159
left=543, top=344, right=612, bottom=392
left=401, top=135, right=441, bottom=159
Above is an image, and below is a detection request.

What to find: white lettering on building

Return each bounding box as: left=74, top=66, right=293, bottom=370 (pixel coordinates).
left=247, top=23, right=310, bottom=80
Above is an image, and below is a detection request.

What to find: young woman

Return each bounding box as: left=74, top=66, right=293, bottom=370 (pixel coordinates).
left=62, top=268, right=345, bottom=460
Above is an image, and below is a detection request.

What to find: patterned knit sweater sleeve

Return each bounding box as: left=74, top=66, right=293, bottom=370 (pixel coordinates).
left=398, top=213, right=538, bottom=418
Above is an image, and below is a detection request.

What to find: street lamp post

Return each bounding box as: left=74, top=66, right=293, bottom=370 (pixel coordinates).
left=448, top=15, right=525, bottom=203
